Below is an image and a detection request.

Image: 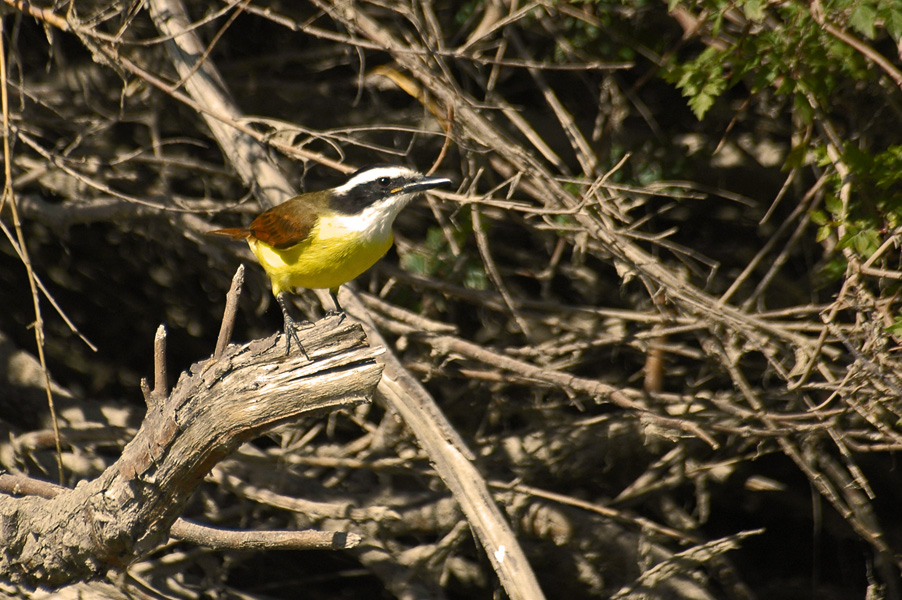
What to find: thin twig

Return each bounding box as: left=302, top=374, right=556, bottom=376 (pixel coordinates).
left=0, top=17, right=65, bottom=484
left=170, top=518, right=361, bottom=550
left=472, top=203, right=534, bottom=339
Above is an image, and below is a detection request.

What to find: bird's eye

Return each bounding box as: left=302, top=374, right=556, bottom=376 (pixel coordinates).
left=377, top=177, right=391, bottom=186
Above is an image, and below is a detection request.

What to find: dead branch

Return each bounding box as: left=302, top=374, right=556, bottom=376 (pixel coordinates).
left=4, top=0, right=902, bottom=596
left=140, top=2, right=548, bottom=598
left=0, top=314, right=382, bottom=585
left=343, top=291, right=547, bottom=600
left=149, top=0, right=296, bottom=209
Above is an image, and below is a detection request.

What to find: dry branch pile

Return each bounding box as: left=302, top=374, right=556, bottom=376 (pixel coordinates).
left=1, top=1, right=901, bottom=599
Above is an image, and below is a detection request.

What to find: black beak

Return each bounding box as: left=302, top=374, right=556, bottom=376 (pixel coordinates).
left=398, top=176, right=453, bottom=195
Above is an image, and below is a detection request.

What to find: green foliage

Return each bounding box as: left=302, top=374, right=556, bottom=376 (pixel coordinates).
left=887, top=316, right=902, bottom=336
left=813, top=145, right=902, bottom=260
left=844, top=0, right=902, bottom=40
left=837, top=223, right=881, bottom=259
left=662, top=46, right=729, bottom=120
left=664, top=0, right=882, bottom=121
left=849, top=1, right=877, bottom=39
left=817, top=255, right=849, bottom=285
left=661, top=0, right=901, bottom=268
left=400, top=214, right=488, bottom=292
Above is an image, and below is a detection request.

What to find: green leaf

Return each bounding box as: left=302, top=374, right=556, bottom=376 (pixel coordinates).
left=401, top=251, right=428, bottom=276
left=850, top=2, right=877, bottom=39
left=663, top=46, right=732, bottom=120
left=853, top=229, right=881, bottom=257
left=818, top=256, right=849, bottom=284
left=785, top=142, right=810, bottom=170
left=463, top=265, right=488, bottom=290
left=425, top=227, right=446, bottom=250
left=740, top=0, right=765, bottom=22
left=887, top=317, right=902, bottom=335
left=810, top=210, right=829, bottom=226
left=793, top=93, right=814, bottom=125
left=838, top=227, right=881, bottom=258
left=711, top=10, right=725, bottom=37
left=824, top=194, right=843, bottom=216
left=886, top=5, right=902, bottom=39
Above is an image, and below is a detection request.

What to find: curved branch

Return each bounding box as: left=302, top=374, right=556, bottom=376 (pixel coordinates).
left=0, top=315, right=382, bottom=585
left=147, top=0, right=296, bottom=209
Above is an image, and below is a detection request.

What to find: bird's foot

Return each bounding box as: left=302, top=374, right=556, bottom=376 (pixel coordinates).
left=277, top=292, right=310, bottom=360
left=283, top=322, right=309, bottom=359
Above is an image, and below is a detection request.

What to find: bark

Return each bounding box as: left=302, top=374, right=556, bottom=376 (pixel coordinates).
left=0, top=315, right=382, bottom=586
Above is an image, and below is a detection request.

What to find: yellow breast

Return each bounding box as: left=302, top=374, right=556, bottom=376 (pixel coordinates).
left=248, top=213, right=394, bottom=295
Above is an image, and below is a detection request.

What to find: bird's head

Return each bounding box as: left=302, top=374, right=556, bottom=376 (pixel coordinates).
left=330, top=165, right=452, bottom=217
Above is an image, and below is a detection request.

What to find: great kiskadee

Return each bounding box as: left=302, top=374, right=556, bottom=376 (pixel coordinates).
left=208, top=165, right=452, bottom=356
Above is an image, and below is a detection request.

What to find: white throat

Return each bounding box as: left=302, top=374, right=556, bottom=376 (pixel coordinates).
left=321, top=194, right=415, bottom=242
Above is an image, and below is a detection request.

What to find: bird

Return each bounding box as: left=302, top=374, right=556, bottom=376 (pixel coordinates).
left=208, top=165, right=452, bottom=357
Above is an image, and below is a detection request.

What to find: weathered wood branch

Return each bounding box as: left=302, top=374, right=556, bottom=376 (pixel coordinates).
left=147, top=0, right=296, bottom=209
left=0, top=315, right=383, bottom=586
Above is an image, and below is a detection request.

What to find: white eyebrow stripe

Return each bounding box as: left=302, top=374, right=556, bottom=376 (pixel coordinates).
left=333, top=166, right=417, bottom=194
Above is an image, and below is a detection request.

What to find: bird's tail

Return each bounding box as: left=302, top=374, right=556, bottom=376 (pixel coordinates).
left=207, top=227, right=250, bottom=240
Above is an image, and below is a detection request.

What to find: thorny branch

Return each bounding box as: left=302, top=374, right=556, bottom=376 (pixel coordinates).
left=2, top=0, right=902, bottom=598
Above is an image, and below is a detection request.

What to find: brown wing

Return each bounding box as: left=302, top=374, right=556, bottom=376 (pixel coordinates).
left=247, top=195, right=318, bottom=249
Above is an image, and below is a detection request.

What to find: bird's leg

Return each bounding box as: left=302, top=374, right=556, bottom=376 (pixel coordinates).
left=325, top=287, right=345, bottom=322
left=277, top=292, right=309, bottom=359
